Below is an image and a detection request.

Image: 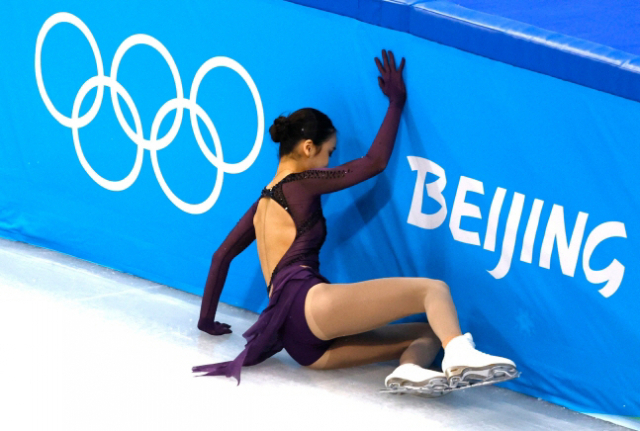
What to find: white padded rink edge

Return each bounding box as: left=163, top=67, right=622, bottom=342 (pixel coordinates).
left=0, top=236, right=633, bottom=431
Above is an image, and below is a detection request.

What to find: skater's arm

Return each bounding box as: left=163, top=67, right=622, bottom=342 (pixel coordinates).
left=197, top=199, right=259, bottom=335
left=300, top=49, right=406, bottom=195
left=300, top=101, right=404, bottom=195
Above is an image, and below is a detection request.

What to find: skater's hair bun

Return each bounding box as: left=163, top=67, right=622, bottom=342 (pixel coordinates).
left=269, top=108, right=337, bottom=159
left=270, top=116, right=290, bottom=143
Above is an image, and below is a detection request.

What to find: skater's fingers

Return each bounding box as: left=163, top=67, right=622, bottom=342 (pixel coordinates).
left=375, top=56, right=385, bottom=75
left=389, top=50, right=396, bottom=71
left=382, top=49, right=390, bottom=71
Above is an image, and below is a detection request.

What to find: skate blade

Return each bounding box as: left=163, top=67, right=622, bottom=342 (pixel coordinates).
left=447, top=364, right=521, bottom=388
left=378, top=387, right=450, bottom=397
left=380, top=379, right=451, bottom=397
left=448, top=371, right=522, bottom=392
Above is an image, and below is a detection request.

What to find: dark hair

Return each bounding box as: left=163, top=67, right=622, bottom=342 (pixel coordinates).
left=269, top=108, right=337, bottom=159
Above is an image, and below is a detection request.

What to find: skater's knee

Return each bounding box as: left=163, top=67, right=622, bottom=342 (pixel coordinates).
left=438, top=280, right=450, bottom=291
left=422, top=278, right=449, bottom=297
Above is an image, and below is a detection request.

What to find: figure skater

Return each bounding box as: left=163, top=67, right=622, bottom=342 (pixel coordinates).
left=193, top=49, right=519, bottom=396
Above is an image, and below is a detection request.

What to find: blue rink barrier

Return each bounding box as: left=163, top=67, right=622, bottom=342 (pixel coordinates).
left=0, top=0, right=638, bottom=417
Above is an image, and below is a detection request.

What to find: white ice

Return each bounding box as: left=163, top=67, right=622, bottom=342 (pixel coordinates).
left=0, top=236, right=634, bottom=431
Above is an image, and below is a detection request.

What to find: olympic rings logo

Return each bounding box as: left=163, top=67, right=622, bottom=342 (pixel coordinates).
left=35, top=12, right=264, bottom=214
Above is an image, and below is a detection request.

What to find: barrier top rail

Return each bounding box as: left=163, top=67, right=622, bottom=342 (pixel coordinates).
left=285, top=0, right=640, bottom=104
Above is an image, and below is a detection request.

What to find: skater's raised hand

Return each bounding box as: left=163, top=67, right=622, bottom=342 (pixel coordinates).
left=375, top=49, right=406, bottom=107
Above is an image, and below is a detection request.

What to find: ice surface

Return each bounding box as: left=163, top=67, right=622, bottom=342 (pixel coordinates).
left=0, top=236, right=632, bottom=430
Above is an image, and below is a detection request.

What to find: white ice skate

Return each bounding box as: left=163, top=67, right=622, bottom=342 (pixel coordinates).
left=381, top=363, right=450, bottom=397
left=441, top=332, right=521, bottom=389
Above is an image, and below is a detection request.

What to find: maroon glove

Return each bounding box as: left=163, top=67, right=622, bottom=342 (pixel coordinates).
left=375, top=49, right=407, bottom=107
left=197, top=319, right=232, bottom=335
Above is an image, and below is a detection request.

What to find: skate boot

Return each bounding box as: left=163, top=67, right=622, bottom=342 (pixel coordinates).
left=441, top=332, right=520, bottom=389
left=382, top=363, right=450, bottom=397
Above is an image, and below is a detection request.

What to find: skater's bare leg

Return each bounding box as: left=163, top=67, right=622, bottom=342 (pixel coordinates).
left=305, top=277, right=462, bottom=369
left=399, top=334, right=442, bottom=368
left=307, top=322, right=441, bottom=370
left=307, top=277, right=462, bottom=344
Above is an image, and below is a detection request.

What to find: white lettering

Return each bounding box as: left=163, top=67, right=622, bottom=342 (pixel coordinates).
left=488, top=192, right=525, bottom=279
left=582, top=221, right=627, bottom=298
left=405, top=156, right=627, bottom=296
left=449, top=176, right=484, bottom=246
left=484, top=187, right=507, bottom=252
left=407, top=156, right=447, bottom=230
left=520, top=199, right=544, bottom=264
left=539, top=205, right=588, bottom=277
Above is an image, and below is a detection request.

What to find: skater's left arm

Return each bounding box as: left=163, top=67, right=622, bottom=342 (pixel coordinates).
left=198, top=198, right=259, bottom=335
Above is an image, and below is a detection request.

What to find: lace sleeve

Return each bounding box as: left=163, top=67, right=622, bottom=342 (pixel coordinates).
left=299, top=101, right=404, bottom=195
left=198, top=198, right=259, bottom=333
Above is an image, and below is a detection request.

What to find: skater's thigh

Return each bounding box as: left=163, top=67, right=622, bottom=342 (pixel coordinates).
left=308, top=322, right=436, bottom=370
left=306, top=276, right=446, bottom=340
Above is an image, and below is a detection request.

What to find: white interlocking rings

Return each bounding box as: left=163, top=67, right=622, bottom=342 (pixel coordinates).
left=35, top=12, right=264, bottom=214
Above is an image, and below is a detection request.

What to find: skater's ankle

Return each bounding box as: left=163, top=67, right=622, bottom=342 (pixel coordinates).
left=442, top=333, right=463, bottom=349
left=398, top=361, right=423, bottom=368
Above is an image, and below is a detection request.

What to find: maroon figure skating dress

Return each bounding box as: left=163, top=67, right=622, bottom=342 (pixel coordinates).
left=192, top=101, right=404, bottom=384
